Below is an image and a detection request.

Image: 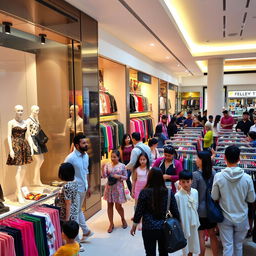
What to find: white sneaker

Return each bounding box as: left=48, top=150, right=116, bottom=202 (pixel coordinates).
left=79, top=244, right=85, bottom=252
left=80, top=231, right=94, bottom=243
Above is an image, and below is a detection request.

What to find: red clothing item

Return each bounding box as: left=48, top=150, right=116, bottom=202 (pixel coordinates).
left=122, top=145, right=133, bottom=163
left=220, top=116, right=234, bottom=129
left=137, top=96, right=144, bottom=112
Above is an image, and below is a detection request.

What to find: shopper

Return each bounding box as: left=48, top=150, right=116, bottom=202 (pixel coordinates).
left=154, top=124, right=168, bottom=148
left=54, top=221, right=79, bottom=256
left=158, top=114, right=168, bottom=137
left=211, top=146, right=255, bottom=256
left=130, top=168, right=180, bottom=256
left=175, top=171, right=200, bottom=256
left=56, top=163, right=79, bottom=223
left=201, top=122, right=213, bottom=151
left=236, top=111, right=253, bottom=135
left=177, top=111, right=186, bottom=125
left=248, top=131, right=256, bottom=147
left=198, top=112, right=203, bottom=122
left=148, top=138, right=160, bottom=165
left=192, top=151, right=219, bottom=256
left=153, top=146, right=183, bottom=192
left=202, top=110, right=208, bottom=125
left=102, top=150, right=128, bottom=233
left=126, top=132, right=152, bottom=170
left=213, top=115, right=221, bottom=135
left=193, top=116, right=204, bottom=127
left=64, top=134, right=93, bottom=243
left=249, top=116, right=256, bottom=132
left=208, top=115, right=213, bottom=124
left=249, top=108, right=255, bottom=123
left=220, top=110, right=234, bottom=130
left=184, top=111, right=193, bottom=127
left=120, top=134, right=134, bottom=192
left=167, top=116, right=178, bottom=137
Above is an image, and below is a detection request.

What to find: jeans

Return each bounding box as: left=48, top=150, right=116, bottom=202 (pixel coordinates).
left=218, top=217, right=249, bottom=256
left=77, top=191, right=90, bottom=235
left=142, top=229, right=168, bottom=256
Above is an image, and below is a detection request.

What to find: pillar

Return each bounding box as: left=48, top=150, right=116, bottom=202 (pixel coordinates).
left=207, top=59, right=224, bottom=117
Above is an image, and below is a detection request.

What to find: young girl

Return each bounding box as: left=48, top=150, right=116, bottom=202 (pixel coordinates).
left=120, top=134, right=134, bottom=192
left=56, top=163, right=79, bottom=223
left=132, top=153, right=150, bottom=203
left=102, top=150, right=128, bottom=233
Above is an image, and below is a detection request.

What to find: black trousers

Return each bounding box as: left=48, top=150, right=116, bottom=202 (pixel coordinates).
left=142, top=229, right=168, bottom=256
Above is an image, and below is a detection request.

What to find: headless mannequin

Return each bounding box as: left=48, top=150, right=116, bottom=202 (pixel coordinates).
left=27, top=105, right=45, bottom=186
left=7, top=105, right=37, bottom=203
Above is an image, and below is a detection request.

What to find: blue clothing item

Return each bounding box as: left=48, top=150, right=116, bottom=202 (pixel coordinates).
left=155, top=133, right=168, bottom=148
left=65, top=149, right=89, bottom=192
left=250, top=140, right=256, bottom=148
left=184, top=118, right=193, bottom=127
left=133, top=188, right=180, bottom=230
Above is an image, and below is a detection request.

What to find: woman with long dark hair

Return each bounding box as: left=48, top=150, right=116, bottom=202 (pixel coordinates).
left=120, top=134, right=133, bottom=192
left=154, top=124, right=168, bottom=148
left=213, top=115, right=221, bottom=150
left=167, top=117, right=178, bottom=137
left=130, top=168, right=180, bottom=256
left=192, top=151, right=218, bottom=256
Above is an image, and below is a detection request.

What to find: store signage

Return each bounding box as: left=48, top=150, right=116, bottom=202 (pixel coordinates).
left=138, top=71, right=151, bottom=84
left=228, top=91, right=256, bottom=98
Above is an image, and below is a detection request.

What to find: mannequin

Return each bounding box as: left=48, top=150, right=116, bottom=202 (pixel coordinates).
left=6, top=105, right=37, bottom=203
left=27, top=105, right=48, bottom=186
left=62, top=105, right=83, bottom=144
left=0, top=185, right=9, bottom=213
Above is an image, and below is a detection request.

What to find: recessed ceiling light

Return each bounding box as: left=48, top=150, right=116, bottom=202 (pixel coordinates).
left=165, top=56, right=170, bottom=59
left=177, top=64, right=181, bottom=67
left=149, top=43, right=155, bottom=47
left=185, top=70, right=188, bottom=72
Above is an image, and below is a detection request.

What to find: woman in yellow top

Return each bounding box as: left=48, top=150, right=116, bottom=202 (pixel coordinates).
left=202, top=122, right=213, bottom=151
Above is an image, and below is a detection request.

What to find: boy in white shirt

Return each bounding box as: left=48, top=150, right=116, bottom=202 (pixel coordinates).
left=175, top=171, right=200, bottom=256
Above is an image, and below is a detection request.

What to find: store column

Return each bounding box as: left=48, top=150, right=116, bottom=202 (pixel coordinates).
left=207, top=59, right=224, bottom=117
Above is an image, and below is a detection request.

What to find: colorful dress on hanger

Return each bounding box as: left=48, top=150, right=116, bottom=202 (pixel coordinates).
left=103, top=162, right=127, bottom=204
left=6, top=127, right=33, bottom=166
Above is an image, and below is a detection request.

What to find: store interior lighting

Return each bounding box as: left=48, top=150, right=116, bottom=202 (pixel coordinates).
left=2, top=22, right=12, bottom=34
left=39, top=33, right=46, bottom=44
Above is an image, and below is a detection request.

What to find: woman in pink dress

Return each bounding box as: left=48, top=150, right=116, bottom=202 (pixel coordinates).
left=102, top=150, right=128, bottom=233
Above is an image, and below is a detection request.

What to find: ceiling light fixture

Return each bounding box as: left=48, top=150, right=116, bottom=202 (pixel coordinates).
left=2, top=22, right=12, bottom=34
left=149, top=43, right=155, bottom=47
left=39, top=34, right=46, bottom=44
left=165, top=56, right=170, bottom=59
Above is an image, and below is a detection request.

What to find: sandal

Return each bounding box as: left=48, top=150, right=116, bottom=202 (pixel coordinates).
left=122, top=219, right=128, bottom=229
left=107, top=225, right=114, bottom=233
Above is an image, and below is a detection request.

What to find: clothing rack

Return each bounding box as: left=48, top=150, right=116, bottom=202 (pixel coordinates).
left=100, top=114, right=119, bottom=122
left=0, top=190, right=59, bottom=221
left=130, top=111, right=152, bottom=118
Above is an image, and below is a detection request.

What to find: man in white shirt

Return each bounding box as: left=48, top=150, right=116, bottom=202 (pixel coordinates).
left=249, top=116, right=256, bottom=132
left=65, top=134, right=93, bottom=245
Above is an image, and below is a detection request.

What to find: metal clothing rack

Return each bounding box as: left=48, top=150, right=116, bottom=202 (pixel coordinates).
left=0, top=190, right=60, bottom=221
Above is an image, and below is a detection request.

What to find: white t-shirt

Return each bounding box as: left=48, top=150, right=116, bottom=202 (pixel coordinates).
left=249, top=124, right=256, bottom=132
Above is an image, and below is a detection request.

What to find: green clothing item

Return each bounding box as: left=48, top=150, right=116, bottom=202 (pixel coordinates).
left=100, top=124, right=109, bottom=155
left=20, top=214, right=46, bottom=256
left=203, top=131, right=213, bottom=148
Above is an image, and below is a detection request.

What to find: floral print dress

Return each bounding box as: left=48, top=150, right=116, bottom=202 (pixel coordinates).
left=103, top=162, right=127, bottom=204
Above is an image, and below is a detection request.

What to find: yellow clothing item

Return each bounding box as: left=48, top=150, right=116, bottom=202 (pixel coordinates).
left=203, top=131, right=213, bottom=148
left=54, top=242, right=79, bottom=256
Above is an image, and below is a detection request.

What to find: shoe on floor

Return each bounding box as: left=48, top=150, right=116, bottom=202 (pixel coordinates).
left=79, top=244, right=85, bottom=252
left=80, top=230, right=94, bottom=243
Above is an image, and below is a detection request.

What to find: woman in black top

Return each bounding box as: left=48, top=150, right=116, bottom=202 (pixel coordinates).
left=167, top=117, right=178, bottom=137
left=130, top=167, right=180, bottom=256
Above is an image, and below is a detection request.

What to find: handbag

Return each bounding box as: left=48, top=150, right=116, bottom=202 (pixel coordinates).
left=163, top=189, right=187, bottom=253
left=35, top=128, right=48, bottom=145
left=108, top=176, right=117, bottom=186
left=204, top=178, right=224, bottom=223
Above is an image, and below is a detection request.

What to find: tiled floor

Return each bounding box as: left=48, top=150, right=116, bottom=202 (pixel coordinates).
left=79, top=199, right=256, bottom=255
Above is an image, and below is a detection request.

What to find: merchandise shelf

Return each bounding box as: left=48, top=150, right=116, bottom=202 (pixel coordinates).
left=100, top=114, right=119, bottom=122
left=130, top=111, right=152, bottom=118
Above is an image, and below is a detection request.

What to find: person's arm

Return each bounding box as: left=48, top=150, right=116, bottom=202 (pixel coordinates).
left=170, top=191, right=180, bottom=221
left=236, top=121, right=241, bottom=132
left=120, top=148, right=124, bottom=163
left=152, top=157, right=161, bottom=168
left=64, top=199, right=71, bottom=221
left=246, top=178, right=256, bottom=203
left=131, top=170, right=137, bottom=198
left=202, top=131, right=211, bottom=143
left=191, top=172, right=198, bottom=190
left=7, top=121, right=15, bottom=159
left=63, top=185, right=72, bottom=220
left=211, top=175, right=220, bottom=201
left=126, top=149, right=138, bottom=170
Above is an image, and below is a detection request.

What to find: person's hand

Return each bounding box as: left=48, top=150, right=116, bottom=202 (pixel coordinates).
left=113, top=174, right=121, bottom=179
left=237, top=129, right=241, bottom=132
left=131, top=191, right=135, bottom=199
left=10, top=150, right=15, bottom=159
left=33, top=145, right=38, bottom=152
left=130, top=224, right=137, bottom=236
left=163, top=174, right=170, bottom=180
left=86, top=188, right=92, bottom=198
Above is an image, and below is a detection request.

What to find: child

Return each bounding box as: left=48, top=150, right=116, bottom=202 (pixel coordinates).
left=54, top=221, right=79, bottom=256
left=175, top=171, right=200, bottom=256
left=56, top=163, right=79, bottom=223
left=102, top=150, right=128, bottom=233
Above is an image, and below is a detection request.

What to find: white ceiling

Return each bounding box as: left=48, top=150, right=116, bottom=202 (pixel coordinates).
left=66, top=0, right=256, bottom=78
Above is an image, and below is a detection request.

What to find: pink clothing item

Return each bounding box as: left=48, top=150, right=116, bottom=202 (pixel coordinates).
left=158, top=122, right=168, bottom=138
left=0, top=232, right=16, bottom=256
left=134, top=167, right=148, bottom=200
left=220, top=116, right=234, bottom=129
left=106, top=126, right=113, bottom=151
left=153, top=157, right=183, bottom=192
left=103, top=162, right=127, bottom=204
left=138, top=120, right=145, bottom=139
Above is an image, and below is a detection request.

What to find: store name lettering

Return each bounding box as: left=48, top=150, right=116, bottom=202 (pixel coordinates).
left=228, top=91, right=256, bottom=98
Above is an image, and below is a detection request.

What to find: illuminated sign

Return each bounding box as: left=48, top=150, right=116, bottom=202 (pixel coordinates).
left=228, top=91, right=256, bottom=98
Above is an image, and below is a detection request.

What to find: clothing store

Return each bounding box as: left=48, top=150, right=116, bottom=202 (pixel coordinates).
left=0, top=0, right=101, bottom=223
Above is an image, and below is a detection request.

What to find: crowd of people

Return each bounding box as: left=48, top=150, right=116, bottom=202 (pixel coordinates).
left=53, top=108, right=256, bottom=256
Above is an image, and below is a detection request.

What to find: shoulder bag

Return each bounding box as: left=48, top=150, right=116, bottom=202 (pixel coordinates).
left=163, top=189, right=187, bottom=253
left=29, top=117, right=48, bottom=145
left=204, top=178, right=224, bottom=223
left=108, top=176, right=117, bottom=186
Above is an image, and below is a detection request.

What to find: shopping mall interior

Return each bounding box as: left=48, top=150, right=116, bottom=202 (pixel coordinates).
left=0, top=0, right=256, bottom=255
